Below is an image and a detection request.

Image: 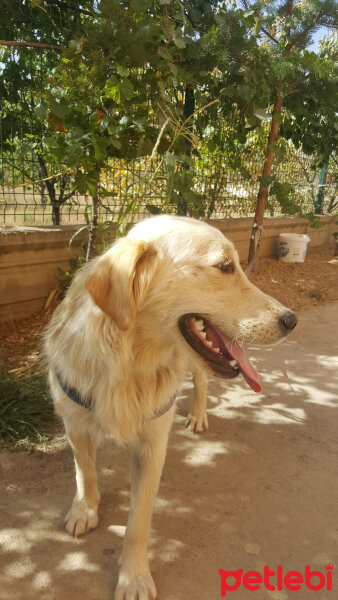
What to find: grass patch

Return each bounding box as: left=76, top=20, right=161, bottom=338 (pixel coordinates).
left=0, top=371, right=55, bottom=444
left=309, top=287, right=324, bottom=301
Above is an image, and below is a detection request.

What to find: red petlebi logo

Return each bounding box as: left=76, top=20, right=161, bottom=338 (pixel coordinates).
left=219, top=564, right=334, bottom=596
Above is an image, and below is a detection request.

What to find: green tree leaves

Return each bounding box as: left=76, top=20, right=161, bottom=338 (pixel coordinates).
left=1, top=0, right=337, bottom=236
left=105, top=75, right=134, bottom=105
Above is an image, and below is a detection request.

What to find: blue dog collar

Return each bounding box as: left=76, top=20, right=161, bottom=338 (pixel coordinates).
left=56, top=372, right=176, bottom=420
left=56, top=372, right=94, bottom=412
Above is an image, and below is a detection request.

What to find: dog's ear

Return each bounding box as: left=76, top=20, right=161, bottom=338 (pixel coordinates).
left=85, top=238, right=158, bottom=330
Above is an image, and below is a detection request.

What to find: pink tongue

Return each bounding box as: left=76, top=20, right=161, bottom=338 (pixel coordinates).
left=223, top=338, right=261, bottom=393
left=206, top=324, right=261, bottom=393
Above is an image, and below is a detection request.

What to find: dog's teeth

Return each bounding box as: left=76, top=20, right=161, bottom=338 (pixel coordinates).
left=214, top=347, right=220, bottom=353
left=206, top=340, right=213, bottom=347
left=195, top=319, right=205, bottom=331
left=230, top=360, right=239, bottom=368
left=200, top=331, right=207, bottom=339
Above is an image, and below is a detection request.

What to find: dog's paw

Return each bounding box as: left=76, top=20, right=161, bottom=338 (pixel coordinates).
left=185, top=411, right=208, bottom=433
left=114, top=569, right=157, bottom=600
left=65, top=498, right=99, bottom=537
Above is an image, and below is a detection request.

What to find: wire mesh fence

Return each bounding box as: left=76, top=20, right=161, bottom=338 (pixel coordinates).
left=1, top=151, right=337, bottom=227
left=0, top=33, right=337, bottom=227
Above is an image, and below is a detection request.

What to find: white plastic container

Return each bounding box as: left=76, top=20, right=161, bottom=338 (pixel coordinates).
left=279, top=233, right=310, bottom=263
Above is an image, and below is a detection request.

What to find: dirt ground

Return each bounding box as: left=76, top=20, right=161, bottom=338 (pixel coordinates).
left=0, top=245, right=338, bottom=599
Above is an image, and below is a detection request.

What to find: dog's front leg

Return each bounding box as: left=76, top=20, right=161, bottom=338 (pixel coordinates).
left=64, top=419, right=100, bottom=538
left=115, top=408, right=174, bottom=600
left=185, top=366, right=208, bottom=433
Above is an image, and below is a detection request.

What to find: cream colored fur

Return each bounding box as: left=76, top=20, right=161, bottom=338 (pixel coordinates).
left=44, top=215, right=295, bottom=600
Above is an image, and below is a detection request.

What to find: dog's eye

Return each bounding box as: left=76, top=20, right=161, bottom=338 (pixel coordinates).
left=216, top=262, right=234, bottom=274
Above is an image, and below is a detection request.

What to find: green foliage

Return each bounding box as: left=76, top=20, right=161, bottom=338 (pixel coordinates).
left=1, top=0, right=337, bottom=234
left=0, top=372, right=55, bottom=444
left=0, top=0, right=94, bottom=224
left=302, top=212, right=324, bottom=229
left=270, top=179, right=298, bottom=214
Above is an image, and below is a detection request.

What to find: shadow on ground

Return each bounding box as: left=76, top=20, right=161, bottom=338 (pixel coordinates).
left=1, top=303, right=337, bottom=600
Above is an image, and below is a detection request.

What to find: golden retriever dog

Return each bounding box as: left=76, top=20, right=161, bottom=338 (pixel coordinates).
left=44, top=215, right=297, bottom=600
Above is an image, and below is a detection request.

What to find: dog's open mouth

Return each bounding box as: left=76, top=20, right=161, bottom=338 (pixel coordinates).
left=179, top=314, right=261, bottom=393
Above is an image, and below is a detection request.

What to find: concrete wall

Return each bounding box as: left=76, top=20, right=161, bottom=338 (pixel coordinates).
left=1, top=215, right=336, bottom=323
left=0, top=226, right=87, bottom=322
left=212, top=214, right=336, bottom=261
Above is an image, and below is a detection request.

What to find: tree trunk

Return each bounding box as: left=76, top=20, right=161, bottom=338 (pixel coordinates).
left=247, top=92, right=283, bottom=274
left=314, top=161, right=328, bottom=214
left=52, top=203, right=60, bottom=227
left=85, top=193, right=99, bottom=262
left=177, top=84, right=195, bottom=216
left=183, top=84, right=195, bottom=131
left=38, top=156, right=60, bottom=226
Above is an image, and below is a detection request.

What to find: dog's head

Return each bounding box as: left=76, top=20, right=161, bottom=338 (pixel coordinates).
left=85, top=216, right=297, bottom=392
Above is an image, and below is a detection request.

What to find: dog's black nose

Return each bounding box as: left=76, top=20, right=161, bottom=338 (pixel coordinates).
left=280, top=310, right=298, bottom=333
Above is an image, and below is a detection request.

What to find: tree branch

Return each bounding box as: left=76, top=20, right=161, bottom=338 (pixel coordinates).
left=6, top=168, right=71, bottom=188
left=330, top=154, right=338, bottom=168
left=285, top=0, right=294, bottom=17
left=285, top=15, right=324, bottom=53
left=63, top=190, right=76, bottom=202
left=0, top=40, right=60, bottom=51
left=241, top=0, right=279, bottom=45
left=286, top=72, right=311, bottom=93
left=261, top=26, right=280, bottom=45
